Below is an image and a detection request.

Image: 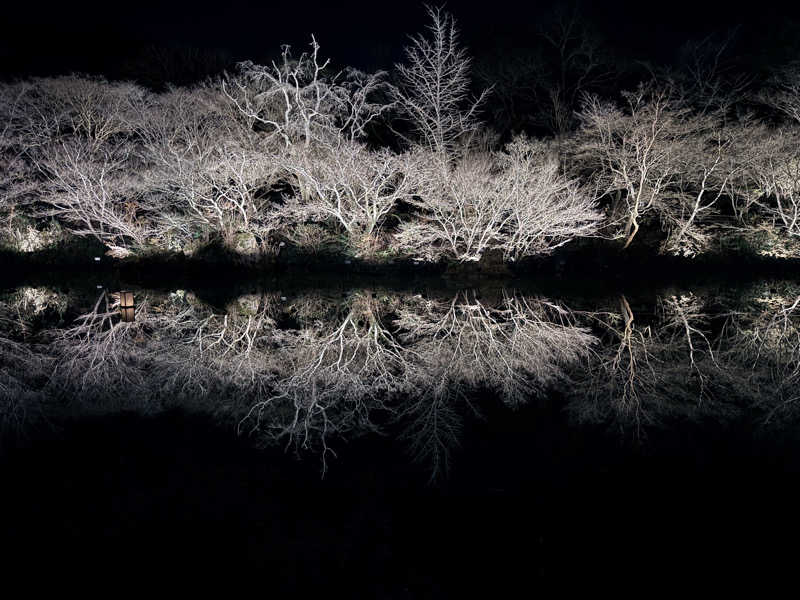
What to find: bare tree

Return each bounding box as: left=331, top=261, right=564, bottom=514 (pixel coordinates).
left=395, top=135, right=601, bottom=261
left=156, top=292, right=281, bottom=411
left=571, top=292, right=733, bottom=430
left=279, top=140, right=422, bottom=255
left=577, top=84, right=693, bottom=248
left=661, top=120, right=744, bottom=256
left=745, top=127, right=800, bottom=238
left=497, top=136, right=602, bottom=259
left=394, top=152, right=506, bottom=261
left=3, top=77, right=157, bottom=256
left=2, top=78, right=147, bottom=253
left=35, top=137, right=156, bottom=255
left=392, top=290, right=595, bottom=477
left=224, top=38, right=393, bottom=149
left=720, top=290, right=800, bottom=423
left=537, top=3, right=616, bottom=134
left=0, top=300, right=49, bottom=437
left=136, top=85, right=283, bottom=253
left=573, top=296, right=657, bottom=428
left=47, top=292, right=154, bottom=409
left=666, top=28, right=752, bottom=114
left=762, top=61, right=800, bottom=124
left=393, top=6, right=490, bottom=163
left=398, top=291, right=596, bottom=407
left=0, top=83, right=37, bottom=214
left=19, top=76, right=145, bottom=149
left=398, top=376, right=464, bottom=482
left=13, top=280, right=800, bottom=477
left=44, top=289, right=283, bottom=416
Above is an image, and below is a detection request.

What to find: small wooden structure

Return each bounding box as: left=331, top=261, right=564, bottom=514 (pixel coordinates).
left=119, top=291, right=135, bottom=322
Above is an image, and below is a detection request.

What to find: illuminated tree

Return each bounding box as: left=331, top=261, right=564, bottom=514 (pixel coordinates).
left=136, top=85, right=283, bottom=253
left=48, top=292, right=154, bottom=408
left=394, top=290, right=596, bottom=477
left=720, top=290, right=800, bottom=423
left=762, top=61, right=800, bottom=124
left=224, top=38, right=393, bottom=149
left=2, top=77, right=150, bottom=255
left=570, top=293, right=734, bottom=429
left=660, top=120, right=745, bottom=256
left=279, top=140, right=422, bottom=255
left=576, top=84, right=696, bottom=248
left=395, top=136, right=601, bottom=261
left=0, top=83, right=36, bottom=216
left=35, top=137, right=156, bottom=256
left=20, top=76, right=145, bottom=149
left=745, top=127, right=800, bottom=238
left=392, top=6, right=490, bottom=164
left=398, top=290, right=595, bottom=406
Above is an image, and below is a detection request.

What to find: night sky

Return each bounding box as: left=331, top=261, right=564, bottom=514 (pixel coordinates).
left=3, top=0, right=800, bottom=81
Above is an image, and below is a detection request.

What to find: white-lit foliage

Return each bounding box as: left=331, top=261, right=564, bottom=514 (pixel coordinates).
left=720, top=292, right=800, bottom=423
left=2, top=77, right=152, bottom=255
left=136, top=85, right=282, bottom=250
left=279, top=141, right=422, bottom=255
left=46, top=290, right=282, bottom=415
left=745, top=127, right=800, bottom=238
left=577, top=85, right=690, bottom=248
left=569, top=292, right=750, bottom=429
left=17, top=76, right=145, bottom=148
left=10, top=283, right=800, bottom=477
left=48, top=292, right=155, bottom=409
left=0, top=83, right=37, bottom=217
left=7, top=23, right=800, bottom=261
left=224, top=37, right=392, bottom=148
left=393, top=6, right=489, bottom=162
left=661, top=121, right=745, bottom=256
left=395, top=136, right=601, bottom=261
left=576, top=83, right=753, bottom=255
left=398, top=291, right=595, bottom=405
left=36, top=137, right=154, bottom=254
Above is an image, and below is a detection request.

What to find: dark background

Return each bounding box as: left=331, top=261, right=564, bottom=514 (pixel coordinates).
left=3, top=0, right=800, bottom=81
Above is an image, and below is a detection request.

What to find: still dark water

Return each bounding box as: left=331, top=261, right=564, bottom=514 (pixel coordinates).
left=2, top=271, right=800, bottom=591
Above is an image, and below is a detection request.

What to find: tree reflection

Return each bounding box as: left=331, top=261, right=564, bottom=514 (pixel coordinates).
left=719, top=290, right=800, bottom=423
left=4, top=282, right=800, bottom=477
left=0, top=299, right=47, bottom=436
left=571, top=293, right=721, bottom=428
left=239, top=291, right=414, bottom=470
left=396, top=290, right=596, bottom=477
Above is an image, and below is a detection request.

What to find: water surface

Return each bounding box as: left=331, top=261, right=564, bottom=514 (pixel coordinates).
left=2, top=273, right=799, bottom=590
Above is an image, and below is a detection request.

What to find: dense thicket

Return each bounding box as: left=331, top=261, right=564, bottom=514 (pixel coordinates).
left=2, top=6, right=800, bottom=261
